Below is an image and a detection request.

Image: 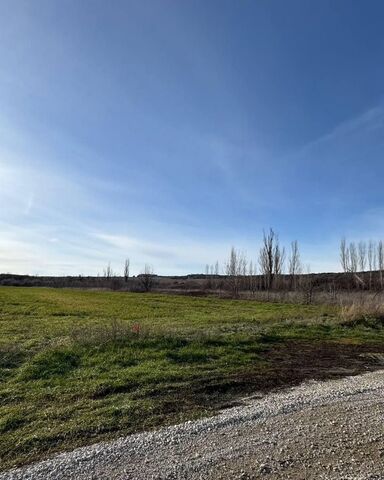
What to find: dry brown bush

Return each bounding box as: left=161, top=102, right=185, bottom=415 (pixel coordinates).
left=70, top=319, right=147, bottom=346
left=339, top=299, right=384, bottom=327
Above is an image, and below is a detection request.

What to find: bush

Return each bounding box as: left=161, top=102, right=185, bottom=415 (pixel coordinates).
left=340, top=301, right=384, bottom=328
left=70, top=319, right=146, bottom=347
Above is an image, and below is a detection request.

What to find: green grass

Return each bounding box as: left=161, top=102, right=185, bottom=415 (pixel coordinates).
left=0, top=287, right=383, bottom=470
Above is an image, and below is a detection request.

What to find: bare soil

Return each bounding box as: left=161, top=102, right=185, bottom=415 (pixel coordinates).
left=191, top=341, right=384, bottom=411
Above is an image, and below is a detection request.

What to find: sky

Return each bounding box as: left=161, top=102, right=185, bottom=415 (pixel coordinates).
left=2, top=0, right=384, bottom=276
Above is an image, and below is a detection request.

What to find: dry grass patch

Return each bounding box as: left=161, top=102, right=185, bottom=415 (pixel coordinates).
left=340, top=299, right=384, bottom=328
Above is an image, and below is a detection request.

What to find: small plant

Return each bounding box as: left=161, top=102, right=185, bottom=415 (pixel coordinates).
left=131, top=323, right=141, bottom=334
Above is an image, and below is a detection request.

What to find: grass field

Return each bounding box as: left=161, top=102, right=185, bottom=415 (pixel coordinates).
left=1, top=287, right=383, bottom=470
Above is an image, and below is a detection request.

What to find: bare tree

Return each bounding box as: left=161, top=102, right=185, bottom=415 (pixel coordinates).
left=226, top=247, right=237, bottom=276
left=259, top=229, right=275, bottom=290
left=214, top=261, right=219, bottom=276
left=273, top=242, right=285, bottom=290
left=248, top=260, right=257, bottom=294
left=340, top=238, right=359, bottom=274
left=225, top=247, right=246, bottom=296
left=240, top=254, right=247, bottom=276
left=378, top=241, right=384, bottom=290
left=349, top=242, right=358, bottom=273
left=103, top=262, right=113, bottom=279
left=301, top=264, right=315, bottom=304
left=288, top=240, right=301, bottom=290
left=205, top=263, right=214, bottom=290
left=340, top=238, right=349, bottom=273
left=258, top=228, right=285, bottom=290
left=358, top=241, right=366, bottom=272
left=274, top=244, right=285, bottom=275
left=373, top=245, right=378, bottom=271
left=139, top=264, right=154, bottom=292
left=124, top=258, right=130, bottom=283
left=368, top=240, right=375, bottom=289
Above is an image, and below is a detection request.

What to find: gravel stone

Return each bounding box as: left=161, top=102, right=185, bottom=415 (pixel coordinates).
left=1, top=370, right=384, bottom=479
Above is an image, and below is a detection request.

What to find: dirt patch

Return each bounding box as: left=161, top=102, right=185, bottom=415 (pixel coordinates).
left=191, top=341, right=384, bottom=409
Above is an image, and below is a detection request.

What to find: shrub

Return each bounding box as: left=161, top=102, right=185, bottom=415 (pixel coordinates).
left=339, top=300, right=384, bottom=328
left=70, top=319, right=146, bottom=347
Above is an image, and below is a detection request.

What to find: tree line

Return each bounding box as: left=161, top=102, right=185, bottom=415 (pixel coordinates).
left=70, top=231, right=384, bottom=296
left=340, top=238, right=384, bottom=289
left=101, top=258, right=155, bottom=292
left=204, top=229, right=306, bottom=297
left=204, top=231, right=384, bottom=297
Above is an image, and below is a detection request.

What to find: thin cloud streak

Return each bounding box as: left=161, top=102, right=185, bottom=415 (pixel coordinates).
left=292, top=106, right=384, bottom=160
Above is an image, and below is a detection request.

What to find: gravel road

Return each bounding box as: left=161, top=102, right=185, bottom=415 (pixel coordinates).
left=2, top=370, right=384, bottom=480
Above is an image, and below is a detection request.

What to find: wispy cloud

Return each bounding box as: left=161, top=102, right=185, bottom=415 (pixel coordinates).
left=94, top=232, right=241, bottom=275
left=293, top=106, right=384, bottom=159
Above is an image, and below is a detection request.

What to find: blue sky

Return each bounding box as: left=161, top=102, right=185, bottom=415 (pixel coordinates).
left=2, top=0, right=384, bottom=275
